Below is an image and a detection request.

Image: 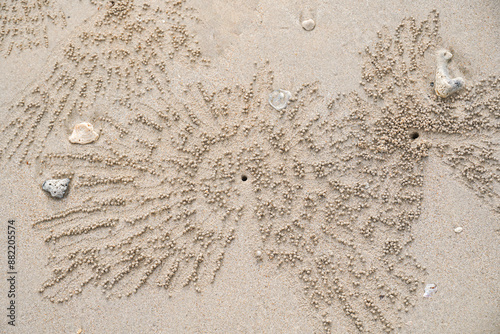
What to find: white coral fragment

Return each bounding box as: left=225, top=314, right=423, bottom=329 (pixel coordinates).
left=42, top=178, right=70, bottom=199
left=435, top=50, right=464, bottom=98
left=68, top=122, right=99, bottom=144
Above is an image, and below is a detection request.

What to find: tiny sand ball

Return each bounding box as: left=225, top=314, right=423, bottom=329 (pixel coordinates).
left=302, top=19, right=316, bottom=31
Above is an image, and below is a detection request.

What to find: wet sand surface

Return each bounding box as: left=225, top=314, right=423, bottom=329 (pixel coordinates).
left=0, top=1, right=499, bottom=333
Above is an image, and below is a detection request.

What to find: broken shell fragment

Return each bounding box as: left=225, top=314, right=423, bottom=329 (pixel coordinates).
left=423, top=283, right=437, bottom=298
left=435, top=50, right=464, bottom=98
left=269, top=89, right=292, bottom=111
left=42, top=178, right=70, bottom=199
left=301, top=19, right=316, bottom=31
left=69, top=122, right=99, bottom=144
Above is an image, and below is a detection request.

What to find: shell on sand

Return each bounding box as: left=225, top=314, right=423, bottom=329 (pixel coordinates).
left=68, top=122, right=99, bottom=144
left=435, top=50, right=464, bottom=98
left=269, top=89, right=292, bottom=111
left=423, top=283, right=437, bottom=298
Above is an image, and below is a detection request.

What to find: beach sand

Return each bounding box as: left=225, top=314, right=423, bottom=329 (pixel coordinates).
left=0, top=1, right=499, bottom=333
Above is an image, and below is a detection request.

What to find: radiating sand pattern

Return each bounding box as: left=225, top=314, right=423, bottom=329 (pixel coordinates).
left=0, top=5, right=498, bottom=333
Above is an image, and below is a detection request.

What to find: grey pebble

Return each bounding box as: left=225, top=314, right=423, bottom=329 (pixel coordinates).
left=42, top=178, right=70, bottom=199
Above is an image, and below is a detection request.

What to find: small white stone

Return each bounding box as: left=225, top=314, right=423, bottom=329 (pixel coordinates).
left=302, top=19, right=316, bottom=31
left=454, top=227, right=463, bottom=233
left=42, top=178, right=70, bottom=199
left=255, top=250, right=263, bottom=258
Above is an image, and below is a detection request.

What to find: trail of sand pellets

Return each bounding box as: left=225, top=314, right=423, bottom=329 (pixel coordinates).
left=0, top=4, right=499, bottom=333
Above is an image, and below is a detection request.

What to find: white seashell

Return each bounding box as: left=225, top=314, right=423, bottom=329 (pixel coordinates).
left=269, top=89, right=292, bottom=111
left=454, top=226, right=463, bottom=233
left=435, top=50, right=464, bottom=98
left=301, top=19, right=316, bottom=31
left=423, top=283, right=437, bottom=298
left=42, top=178, right=70, bottom=198
left=69, top=122, right=99, bottom=144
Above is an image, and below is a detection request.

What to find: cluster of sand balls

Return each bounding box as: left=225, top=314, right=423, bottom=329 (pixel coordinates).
left=0, top=5, right=499, bottom=334
left=0, top=0, right=66, bottom=56
left=0, top=0, right=204, bottom=165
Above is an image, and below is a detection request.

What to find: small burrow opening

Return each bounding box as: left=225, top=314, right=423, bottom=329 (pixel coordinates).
left=241, top=175, right=248, bottom=182
left=430, top=82, right=434, bottom=87
left=410, top=131, right=420, bottom=140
